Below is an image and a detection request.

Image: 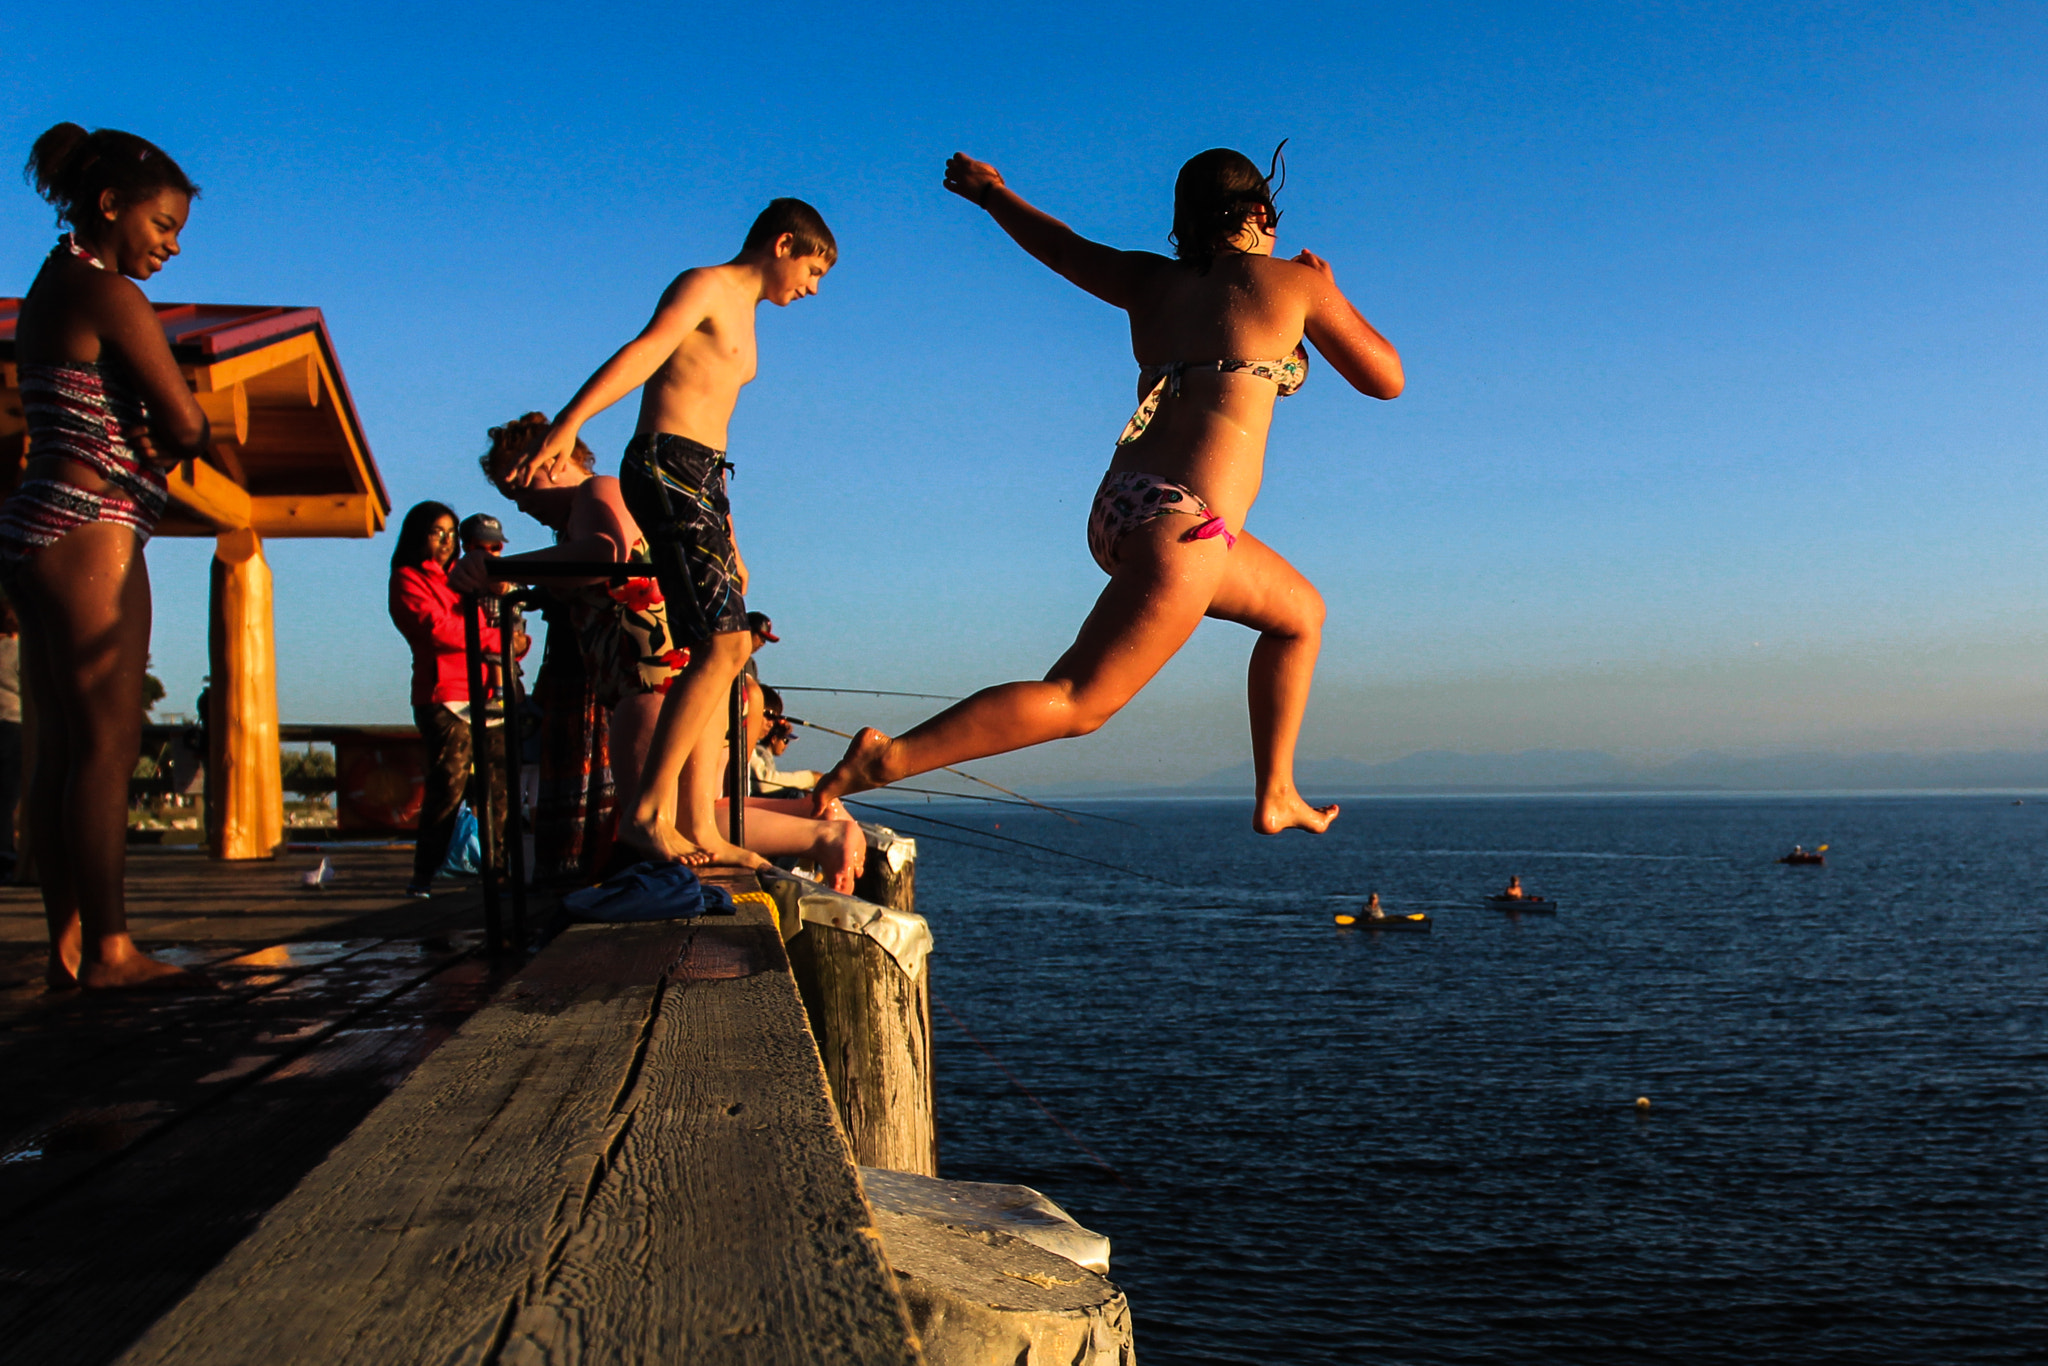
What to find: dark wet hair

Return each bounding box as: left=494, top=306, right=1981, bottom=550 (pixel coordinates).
left=480, top=412, right=594, bottom=491
left=391, top=501, right=459, bottom=572
left=1169, top=142, right=1287, bottom=273
left=23, top=123, right=199, bottom=230
left=742, top=197, right=838, bottom=265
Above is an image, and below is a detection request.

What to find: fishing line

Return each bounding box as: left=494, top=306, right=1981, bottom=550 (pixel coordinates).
left=933, top=993, right=1130, bottom=1188
left=775, top=686, right=963, bottom=700
left=841, top=799, right=1183, bottom=888
left=788, top=718, right=1090, bottom=826
left=865, top=784, right=1139, bottom=829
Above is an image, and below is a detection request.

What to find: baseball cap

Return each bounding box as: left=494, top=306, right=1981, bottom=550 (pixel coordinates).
left=747, top=611, right=779, bottom=642
left=460, top=514, right=505, bottom=548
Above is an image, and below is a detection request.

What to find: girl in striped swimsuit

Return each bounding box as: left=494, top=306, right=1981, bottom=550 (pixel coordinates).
left=9, top=123, right=211, bottom=992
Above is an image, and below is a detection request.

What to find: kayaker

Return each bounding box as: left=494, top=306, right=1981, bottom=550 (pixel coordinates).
left=1364, top=891, right=1385, bottom=919
left=1501, top=876, right=1527, bottom=900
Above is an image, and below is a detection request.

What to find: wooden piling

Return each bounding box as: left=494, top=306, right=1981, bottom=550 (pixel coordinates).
left=786, top=902, right=937, bottom=1177
left=855, top=825, right=917, bottom=913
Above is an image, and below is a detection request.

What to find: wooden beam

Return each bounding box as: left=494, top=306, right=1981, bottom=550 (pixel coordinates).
left=192, top=384, right=248, bottom=444
left=164, top=456, right=252, bottom=532
left=206, top=528, right=283, bottom=861
left=248, top=493, right=377, bottom=538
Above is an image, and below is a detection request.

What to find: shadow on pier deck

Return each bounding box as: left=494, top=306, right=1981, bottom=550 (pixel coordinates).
left=0, top=848, right=516, bottom=1366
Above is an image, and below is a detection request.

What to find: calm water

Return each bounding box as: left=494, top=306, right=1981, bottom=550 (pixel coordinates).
left=902, top=794, right=2047, bottom=1364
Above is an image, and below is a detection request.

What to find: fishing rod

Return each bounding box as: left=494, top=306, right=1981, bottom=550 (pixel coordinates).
left=788, top=717, right=1086, bottom=826
left=870, top=783, right=1140, bottom=828
left=841, top=798, right=1183, bottom=888
left=775, top=686, right=963, bottom=701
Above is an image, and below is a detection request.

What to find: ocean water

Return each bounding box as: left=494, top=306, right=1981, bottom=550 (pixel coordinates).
left=899, top=794, right=2047, bottom=1364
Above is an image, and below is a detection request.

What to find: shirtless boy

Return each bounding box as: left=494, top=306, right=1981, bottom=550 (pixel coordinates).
left=510, top=199, right=835, bottom=866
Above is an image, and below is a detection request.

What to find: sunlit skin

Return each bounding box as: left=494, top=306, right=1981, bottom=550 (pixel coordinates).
left=814, top=153, right=1403, bottom=835
left=459, top=429, right=862, bottom=885
left=494, top=233, right=830, bottom=868
left=14, top=185, right=213, bottom=991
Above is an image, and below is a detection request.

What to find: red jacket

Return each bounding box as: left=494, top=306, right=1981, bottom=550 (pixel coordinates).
left=389, top=559, right=515, bottom=707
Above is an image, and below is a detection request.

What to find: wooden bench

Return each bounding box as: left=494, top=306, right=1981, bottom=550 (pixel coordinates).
left=116, top=883, right=924, bottom=1365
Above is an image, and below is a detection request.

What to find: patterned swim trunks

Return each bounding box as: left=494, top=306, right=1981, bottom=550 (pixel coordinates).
left=618, top=432, right=748, bottom=644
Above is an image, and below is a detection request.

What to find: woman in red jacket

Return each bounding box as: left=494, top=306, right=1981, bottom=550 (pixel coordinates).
left=388, top=500, right=522, bottom=896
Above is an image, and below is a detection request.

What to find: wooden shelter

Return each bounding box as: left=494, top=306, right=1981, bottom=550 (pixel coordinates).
left=0, top=301, right=389, bottom=860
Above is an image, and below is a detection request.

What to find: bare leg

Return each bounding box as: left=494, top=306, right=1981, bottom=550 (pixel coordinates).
left=1203, top=530, right=1338, bottom=834
left=713, top=798, right=866, bottom=892
left=606, top=692, right=661, bottom=826
left=814, top=519, right=1230, bottom=810
left=12, top=524, right=203, bottom=990
left=675, top=734, right=767, bottom=871
left=619, top=629, right=750, bottom=865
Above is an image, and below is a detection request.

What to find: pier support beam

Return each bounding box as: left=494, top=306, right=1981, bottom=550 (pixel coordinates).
left=788, top=921, right=937, bottom=1175
left=206, top=528, right=283, bottom=861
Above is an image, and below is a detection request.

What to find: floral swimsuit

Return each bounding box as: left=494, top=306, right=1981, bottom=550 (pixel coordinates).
left=1085, top=348, right=1309, bottom=573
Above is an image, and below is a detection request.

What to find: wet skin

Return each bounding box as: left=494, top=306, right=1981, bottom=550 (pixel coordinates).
left=15, top=188, right=214, bottom=991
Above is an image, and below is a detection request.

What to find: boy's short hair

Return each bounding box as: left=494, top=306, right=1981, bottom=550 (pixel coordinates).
left=743, top=198, right=837, bottom=264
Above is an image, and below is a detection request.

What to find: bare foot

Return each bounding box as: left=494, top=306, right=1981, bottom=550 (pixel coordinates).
left=77, top=955, right=218, bottom=993
left=683, top=833, right=771, bottom=873
left=1253, top=791, right=1341, bottom=835
left=618, top=816, right=713, bottom=867
left=820, top=820, right=868, bottom=895
left=812, top=728, right=893, bottom=815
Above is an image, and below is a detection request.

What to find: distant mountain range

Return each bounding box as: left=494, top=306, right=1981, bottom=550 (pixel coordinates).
left=1121, top=749, right=2048, bottom=795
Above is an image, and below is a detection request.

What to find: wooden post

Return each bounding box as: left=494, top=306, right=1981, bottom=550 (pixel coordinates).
left=206, top=528, right=283, bottom=860
left=856, top=828, right=917, bottom=913
left=787, top=923, right=937, bottom=1176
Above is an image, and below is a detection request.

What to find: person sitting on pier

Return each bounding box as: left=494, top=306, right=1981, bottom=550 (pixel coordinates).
left=4, top=123, right=211, bottom=990
left=812, top=148, right=1402, bottom=832
left=743, top=611, right=777, bottom=683
left=460, top=415, right=865, bottom=892
left=499, top=200, right=837, bottom=870
left=750, top=686, right=821, bottom=796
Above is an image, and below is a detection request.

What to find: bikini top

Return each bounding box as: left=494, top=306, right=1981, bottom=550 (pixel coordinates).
left=15, top=236, right=170, bottom=513
left=1116, top=346, right=1310, bottom=447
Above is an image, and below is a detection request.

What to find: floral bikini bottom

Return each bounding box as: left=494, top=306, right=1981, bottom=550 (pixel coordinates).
left=1085, top=470, right=1238, bottom=574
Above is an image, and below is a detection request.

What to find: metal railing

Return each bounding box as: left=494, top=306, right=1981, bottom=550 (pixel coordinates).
left=459, top=561, right=749, bottom=958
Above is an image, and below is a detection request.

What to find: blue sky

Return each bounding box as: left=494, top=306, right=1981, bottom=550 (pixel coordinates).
left=5, top=2, right=2045, bottom=788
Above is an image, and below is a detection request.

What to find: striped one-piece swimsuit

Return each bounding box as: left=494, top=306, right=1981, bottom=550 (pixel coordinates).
left=0, top=239, right=171, bottom=575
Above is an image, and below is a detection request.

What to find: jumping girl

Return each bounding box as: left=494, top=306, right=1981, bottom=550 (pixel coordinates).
left=815, top=148, right=1403, bottom=833
left=6, top=124, right=208, bottom=990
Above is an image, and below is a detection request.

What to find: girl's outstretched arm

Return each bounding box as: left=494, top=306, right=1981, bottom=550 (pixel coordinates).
left=1294, top=250, right=1404, bottom=399
left=944, top=153, right=1156, bottom=308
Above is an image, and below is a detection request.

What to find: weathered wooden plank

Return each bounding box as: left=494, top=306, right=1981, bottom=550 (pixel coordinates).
left=0, top=957, right=499, bottom=1366
left=116, top=921, right=694, bottom=1366
left=0, top=940, right=479, bottom=1220
left=497, top=917, right=922, bottom=1365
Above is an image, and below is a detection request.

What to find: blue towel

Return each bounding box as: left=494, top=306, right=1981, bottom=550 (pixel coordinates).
left=561, top=861, right=738, bottom=922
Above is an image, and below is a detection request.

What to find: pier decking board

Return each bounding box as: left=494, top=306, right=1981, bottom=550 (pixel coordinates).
left=118, top=885, right=926, bottom=1366
left=0, top=849, right=520, bottom=1365
left=0, top=959, right=501, bottom=1366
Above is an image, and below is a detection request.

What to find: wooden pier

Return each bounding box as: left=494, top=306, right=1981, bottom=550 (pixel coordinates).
left=4, top=842, right=1133, bottom=1364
